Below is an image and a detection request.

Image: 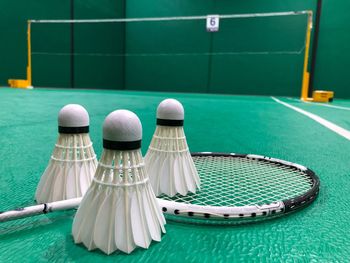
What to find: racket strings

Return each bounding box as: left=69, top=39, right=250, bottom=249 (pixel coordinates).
left=159, top=156, right=314, bottom=207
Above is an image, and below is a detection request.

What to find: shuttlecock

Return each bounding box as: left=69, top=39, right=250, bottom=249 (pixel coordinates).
left=35, top=104, right=97, bottom=203
left=145, top=98, right=200, bottom=197
left=72, top=109, right=166, bottom=255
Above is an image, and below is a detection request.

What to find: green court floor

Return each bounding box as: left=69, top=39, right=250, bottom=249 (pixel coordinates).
left=1, top=88, right=350, bottom=262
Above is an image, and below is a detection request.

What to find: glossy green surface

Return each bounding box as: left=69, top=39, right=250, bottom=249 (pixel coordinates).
left=1, top=88, right=349, bottom=261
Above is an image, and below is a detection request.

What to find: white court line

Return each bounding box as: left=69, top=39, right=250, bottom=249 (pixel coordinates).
left=286, top=97, right=350, bottom=111
left=271, top=97, right=350, bottom=141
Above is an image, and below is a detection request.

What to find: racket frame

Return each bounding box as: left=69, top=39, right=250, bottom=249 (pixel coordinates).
left=158, top=152, right=320, bottom=223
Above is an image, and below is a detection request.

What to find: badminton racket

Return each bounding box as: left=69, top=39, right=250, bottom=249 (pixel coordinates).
left=0, top=152, right=319, bottom=224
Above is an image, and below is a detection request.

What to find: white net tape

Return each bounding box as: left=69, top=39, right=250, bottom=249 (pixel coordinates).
left=30, top=11, right=310, bottom=24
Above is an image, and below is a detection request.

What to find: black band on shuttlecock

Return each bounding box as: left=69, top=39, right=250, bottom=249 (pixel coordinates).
left=103, top=139, right=141, bottom=150
left=156, top=118, right=184, bottom=127
left=58, top=126, right=89, bottom=134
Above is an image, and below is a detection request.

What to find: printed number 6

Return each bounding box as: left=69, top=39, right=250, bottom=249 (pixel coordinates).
left=210, top=18, right=216, bottom=26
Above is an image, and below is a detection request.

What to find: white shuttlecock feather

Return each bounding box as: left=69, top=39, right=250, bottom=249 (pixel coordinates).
left=72, top=109, right=166, bottom=255
left=145, top=99, right=200, bottom=197
left=35, top=104, right=97, bottom=203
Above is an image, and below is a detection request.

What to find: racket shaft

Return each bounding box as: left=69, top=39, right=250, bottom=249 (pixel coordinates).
left=0, top=198, right=82, bottom=222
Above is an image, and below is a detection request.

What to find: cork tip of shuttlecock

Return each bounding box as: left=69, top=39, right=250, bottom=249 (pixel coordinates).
left=157, top=98, right=184, bottom=120
left=58, top=104, right=89, bottom=127
left=103, top=109, right=142, bottom=142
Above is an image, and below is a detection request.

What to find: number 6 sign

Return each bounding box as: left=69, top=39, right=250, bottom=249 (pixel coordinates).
left=206, top=15, right=219, bottom=32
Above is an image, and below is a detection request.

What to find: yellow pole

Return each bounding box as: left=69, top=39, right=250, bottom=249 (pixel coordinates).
left=26, top=20, right=32, bottom=87
left=300, top=11, right=313, bottom=101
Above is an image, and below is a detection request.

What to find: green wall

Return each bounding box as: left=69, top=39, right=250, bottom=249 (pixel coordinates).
left=0, top=0, right=124, bottom=89
left=0, top=0, right=71, bottom=87
left=125, top=19, right=212, bottom=93
left=125, top=0, right=315, bottom=96
left=0, top=0, right=349, bottom=97
left=313, top=0, right=350, bottom=98
left=73, top=0, right=125, bottom=89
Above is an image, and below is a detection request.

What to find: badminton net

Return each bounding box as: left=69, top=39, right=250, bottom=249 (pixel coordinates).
left=28, top=11, right=311, bottom=91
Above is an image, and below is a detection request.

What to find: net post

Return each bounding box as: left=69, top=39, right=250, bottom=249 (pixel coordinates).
left=7, top=20, right=33, bottom=89
left=300, top=11, right=313, bottom=101
left=27, top=20, right=32, bottom=87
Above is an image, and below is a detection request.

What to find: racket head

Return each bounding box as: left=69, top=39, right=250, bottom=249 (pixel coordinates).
left=157, top=152, right=320, bottom=225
